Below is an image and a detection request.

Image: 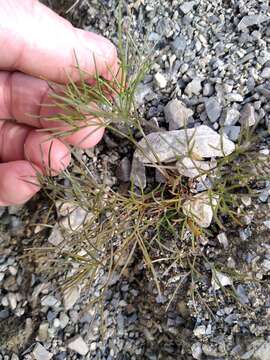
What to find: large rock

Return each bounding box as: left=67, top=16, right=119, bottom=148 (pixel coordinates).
left=182, top=192, right=218, bottom=228
left=134, top=125, right=235, bottom=164
left=176, top=157, right=216, bottom=180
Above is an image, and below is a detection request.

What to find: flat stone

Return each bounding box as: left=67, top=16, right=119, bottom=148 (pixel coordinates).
left=164, top=99, right=193, bottom=130
left=205, top=97, right=222, bottom=123
left=67, top=335, right=89, bottom=356
left=225, top=93, right=243, bottom=102
left=63, top=286, right=80, bottom=311
left=48, top=225, right=64, bottom=246
left=176, top=157, right=215, bottom=180
left=191, top=342, right=203, bottom=360
left=238, top=15, right=269, bottom=31
left=240, top=104, right=256, bottom=127
left=182, top=192, right=218, bottom=228
left=58, top=203, right=92, bottom=232
left=171, top=36, right=187, bottom=54
left=223, top=126, right=241, bottom=142
left=134, top=125, right=235, bottom=164
left=217, top=232, right=228, bottom=249
left=32, top=343, right=53, bottom=360
left=212, top=270, right=233, bottom=290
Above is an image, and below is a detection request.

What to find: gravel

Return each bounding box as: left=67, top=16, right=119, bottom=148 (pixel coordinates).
left=1, top=0, right=270, bottom=359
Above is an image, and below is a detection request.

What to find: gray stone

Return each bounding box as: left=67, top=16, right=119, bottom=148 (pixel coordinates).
left=48, top=225, right=64, bottom=246
left=116, top=157, right=131, bottom=182
left=134, top=125, right=235, bottom=164
left=212, top=270, right=233, bottom=290
left=130, top=156, right=147, bottom=189
left=238, top=15, right=269, bottom=31
left=57, top=202, right=92, bottom=232
left=176, top=157, right=215, bottom=180
left=223, top=108, right=240, bottom=126
left=0, top=207, right=5, bottom=218
left=217, top=232, right=228, bottom=249
left=261, top=67, right=270, bottom=79
left=182, top=192, right=219, bottom=228
left=172, top=36, right=187, bottom=54
left=41, top=295, right=59, bottom=308
left=185, top=77, right=202, bottom=96
left=134, top=84, right=153, bottom=106
left=38, top=323, right=49, bottom=342
left=262, top=259, right=270, bottom=271
left=67, top=335, right=89, bottom=356
left=32, top=343, right=53, bottom=360
left=205, top=97, right=222, bottom=123
left=191, top=342, right=202, bottom=360
left=180, top=1, right=197, bottom=14
left=236, top=285, right=249, bottom=305
left=223, top=126, right=241, bottom=142
left=240, top=104, right=256, bottom=127
left=225, top=93, right=243, bottom=102
left=63, top=286, right=80, bottom=311
left=263, top=220, right=270, bottom=229
left=164, top=99, right=193, bottom=130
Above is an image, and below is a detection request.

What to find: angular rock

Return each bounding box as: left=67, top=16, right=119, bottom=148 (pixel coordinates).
left=223, top=108, right=240, bottom=126
left=185, top=77, right=202, bottom=96
left=212, top=270, right=233, bottom=290
left=223, top=126, right=241, bottom=142
left=164, top=99, right=193, bottom=130
left=225, top=93, right=243, bottom=102
left=240, top=104, right=256, bottom=127
left=67, top=335, right=89, bottom=356
left=238, top=15, right=269, bottom=31
left=63, top=286, right=80, bottom=311
left=130, top=156, right=147, bottom=189
left=116, top=157, right=131, bottom=182
left=32, top=343, right=53, bottom=360
left=182, top=192, right=219, bottom=228
left=176, top=157, right=216, bottom=180
left=48, top=225, right=64, bottom=246
left=260, top=67, right=270, bottom=79
left=205, top=97, right=222, bottom=123
left=134, top=125, right=235, bottom=164
left=57, top=202, right=92, bottom=232
left=180, top=1, right=197, bottom=14
left=154, top=73, right=167, bottom=89
left=191, top=342, right=203, bottom=360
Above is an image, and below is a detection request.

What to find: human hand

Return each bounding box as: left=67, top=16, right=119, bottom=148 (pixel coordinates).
left=0, top=0, right=118, bottom=206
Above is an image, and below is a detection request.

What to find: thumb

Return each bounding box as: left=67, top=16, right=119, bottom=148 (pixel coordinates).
left=0, top=0, right=118, bottom=83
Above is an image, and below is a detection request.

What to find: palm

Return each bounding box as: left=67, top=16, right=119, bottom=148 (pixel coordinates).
left=0, top=0, right=118, bottom=206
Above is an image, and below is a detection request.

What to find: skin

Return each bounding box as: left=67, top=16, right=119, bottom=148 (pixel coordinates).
left=0, top=0, right=119, bottom=206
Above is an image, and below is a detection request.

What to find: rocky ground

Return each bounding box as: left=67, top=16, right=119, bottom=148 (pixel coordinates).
left=1, top=0, right=270, bottom=359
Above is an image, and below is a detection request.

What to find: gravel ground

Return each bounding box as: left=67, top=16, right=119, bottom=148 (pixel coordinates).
left=1, top=0, right=270, bottom=359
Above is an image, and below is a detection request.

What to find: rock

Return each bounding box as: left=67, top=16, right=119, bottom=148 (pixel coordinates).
left=154, top=73, right=167, bottom=88
left=41, top=295, right=59, bottom=308
left=135, top=125, right=235, bottom=164
left=185, top=77, right=202, bottom=96
left=182, top=192, right=219, bottom=228
left=0, top=207, right=5, bottom=217
left=48, top=225, right=64, bottom=246
left=263, top=220, right=270, bottom=229
left=180, top=1, right=197, bottom=14
left=130, top=156, right=147, bottom=189
left=217, top=232, right=228, bottom=249
left=212, top=270, right=233, bottom=290
left=134, top=83, right=153, bottom=106
left=193, top=325, right=206, bottom=337
left=223, top=108, right=240, bottom=126
left=225, top=93, right=243, bottom=102
left=240, top=104, right=256, bottom=127
left=238, top=15, right=269, bottom=31
left=205, top=97, right=222, bottom=123
left=57, top=202, right=92, bottom=232
left=32, top=343, right=53, bottom=360
left=241, top=339, right=270, bottom=360
left=116, top=157, right=131, bottom=182
left=63, top=286, right=80, bottom=311
left=59, top=312, right=69, bottom=329
left=7, top=293, right=17, bottom=310
left=171, top=36, right=187, bottom=54
left=191, top=342, right=202, bottom=359
left=262, top=259, right=270, bottom=271
left=164, top=99, right=193, bottom=130
left=176, top=157, right=215, bottom=179
left=38, top=323, right=49, bottom=342
left=223, top=126, right=241, bottom=142
left=260, top=67, right=270, bottom=79
left=67, top=335, right=89, bottom=356
left=236, top=284, right=249, bottom=305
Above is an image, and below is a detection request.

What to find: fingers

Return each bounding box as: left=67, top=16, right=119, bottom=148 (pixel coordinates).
left=0, top=0, right=118, bottom=83
left=0, top=72, right=104, bottom=147
left=0, top=160, right=41, bottom=206
left=0, top=120, right=71, bottom=174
